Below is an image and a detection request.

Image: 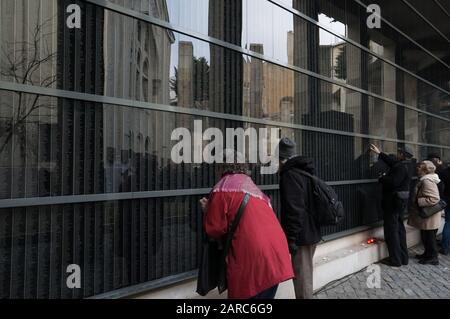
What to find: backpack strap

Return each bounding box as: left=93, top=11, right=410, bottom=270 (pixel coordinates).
left=296, top=169, right=316, bottom=180
left=293, top=170, right=319, bottom=215
left=296, top=169, right=319, bottom=188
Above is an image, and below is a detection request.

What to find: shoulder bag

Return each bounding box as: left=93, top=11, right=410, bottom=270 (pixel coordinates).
left=196, top=193, right=250, bottom=296
left=416, top=182, right=447, bottom=219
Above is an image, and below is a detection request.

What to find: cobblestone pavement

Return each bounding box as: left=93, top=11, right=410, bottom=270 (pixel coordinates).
left=314, top=246, right=450, bottom=299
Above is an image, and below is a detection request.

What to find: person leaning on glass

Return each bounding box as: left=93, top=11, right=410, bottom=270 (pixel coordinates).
left=199, top=150, right=294, bottom=299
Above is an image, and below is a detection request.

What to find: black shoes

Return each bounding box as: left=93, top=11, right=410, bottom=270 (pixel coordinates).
left=380, top=258, right=402, bottom=268
left=415, top=252, right=440, bottom=265
left=439, top=248, right=448, bottom=256
left=418, top=258, right=439, bottom=265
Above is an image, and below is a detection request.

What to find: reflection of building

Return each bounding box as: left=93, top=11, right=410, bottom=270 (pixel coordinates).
left=243, top=39, right=294, bottom=139
left=101, top=3, right=175, bottom=289
left=103, top=0, right=175, bottom=194
left=243, top=42, right=294, bottom=122
left=0, top=0, right=108, bottom=298
left=105, top=0, right=173, bottom=105
left=418, top=69, right=450, bottom=157
left=242, top=28, right=357, bottom=158
left=322, top=42, right=347, bottom=112
left=2, top=0, right=450, bottom=300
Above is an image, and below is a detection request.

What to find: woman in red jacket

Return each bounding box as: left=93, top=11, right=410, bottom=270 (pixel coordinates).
left=199, top=152, right=294, bottom=299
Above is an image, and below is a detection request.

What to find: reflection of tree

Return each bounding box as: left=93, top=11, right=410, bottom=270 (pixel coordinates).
left=0, top=18, right=56, bottom=154
left=169, top=67, right=178, bottom=105
left=334, top=46, right=346, bottom=80
left=170, top=56, right=210, bottom=108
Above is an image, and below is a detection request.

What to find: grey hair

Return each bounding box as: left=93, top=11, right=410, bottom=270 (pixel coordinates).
left=217, top=149, right=250, bottom=175
left=420, top=160, right=436, bottom=174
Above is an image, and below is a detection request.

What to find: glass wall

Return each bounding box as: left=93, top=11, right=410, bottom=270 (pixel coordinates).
left=0, top=0, right=449, bottom=298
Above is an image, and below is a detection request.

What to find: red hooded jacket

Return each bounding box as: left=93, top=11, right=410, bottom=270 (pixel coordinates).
left=203, top=173, right=294, bottom=299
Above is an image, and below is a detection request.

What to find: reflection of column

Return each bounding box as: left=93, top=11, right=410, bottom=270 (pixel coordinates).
left=57, top=0, right=105, bottom=195
left=383, top=44, right=397, bottom=153
left=404, top=76, right=419, bottom=144
left=293, top=0, right=316, bottom=120
left=281, top=97, right=294, bottom=139
left=249, top=44, right=264, bottom=118
left=319, top=45, right=332, bottom=112
left=417, top=53, right=450, bottom=157
left=346, top=13, right=363, bottom=157
left=280, top=31, right=295, bottom=140
left=178, top=41, right=194, bottom=108
left=293, top=0, right=319, bottom=165
left=57, top=0, right=105, bottom=298
left=208, top=0, right=243, bottom=115
left=424, top=89, right=444, bottom=147
left=368, top=40, right=397, bottom=152
left=396, top=49, right=405, bottom=144
left=287, top=31, right=294, bottom=65
left=263, top=35, right=294, bottom=122
left=417, top=79, right=449, bottom=153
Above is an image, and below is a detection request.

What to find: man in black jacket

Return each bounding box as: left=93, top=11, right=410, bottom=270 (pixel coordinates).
left=370, top=144, right=413, bottom=267
left=278, top=138, right=321, bottom=299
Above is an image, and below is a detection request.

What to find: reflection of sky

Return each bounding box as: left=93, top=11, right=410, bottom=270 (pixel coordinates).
left=168, top=0, right=210, bottom=77
left=245, top=0, right=293, bottom=61
left=167, top=0, right=294, bottom=76
left=166, top=1, right=346, bottom=77
left=319, top=14, right=346, bottom=45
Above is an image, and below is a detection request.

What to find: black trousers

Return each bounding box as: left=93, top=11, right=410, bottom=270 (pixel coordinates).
left=383, top=210, right=409, bottom=266
left=421, top=229, right=438, bottom=259
left=250, top=285, right=278, bottom=299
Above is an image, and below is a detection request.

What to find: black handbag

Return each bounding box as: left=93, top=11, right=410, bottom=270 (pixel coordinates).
left=419, top=200, right=447, bottom=219
left=196, top=193, right=250, bottom=296
left=196, top=237, right=222, bottom=296
left=416, top=183, right=447, bottom=219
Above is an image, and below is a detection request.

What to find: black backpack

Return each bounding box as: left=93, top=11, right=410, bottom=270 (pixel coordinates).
left=297, top=170, right=345, bottom=226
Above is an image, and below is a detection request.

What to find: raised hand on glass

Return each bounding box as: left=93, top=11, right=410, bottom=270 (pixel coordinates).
left=370, top=144, right=381, bottom=155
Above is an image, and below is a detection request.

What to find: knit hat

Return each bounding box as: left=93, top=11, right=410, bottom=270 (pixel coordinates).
left=398, top=146, right=414, bottom=159
left=427, top=152, right=441, bottom=161
left=278, top=137, right=297, bottom=160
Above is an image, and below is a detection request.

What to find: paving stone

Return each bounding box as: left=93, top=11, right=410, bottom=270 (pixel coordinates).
left=313, top=245, right=450, bottom=299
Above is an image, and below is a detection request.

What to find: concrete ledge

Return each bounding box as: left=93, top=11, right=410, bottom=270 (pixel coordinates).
left=133, top=217, right=445, bottom=299
left=312, top=223, right=421, bottom=293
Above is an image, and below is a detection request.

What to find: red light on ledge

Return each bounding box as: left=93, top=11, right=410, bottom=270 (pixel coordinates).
left=367, top=238, right=376, bottom=244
